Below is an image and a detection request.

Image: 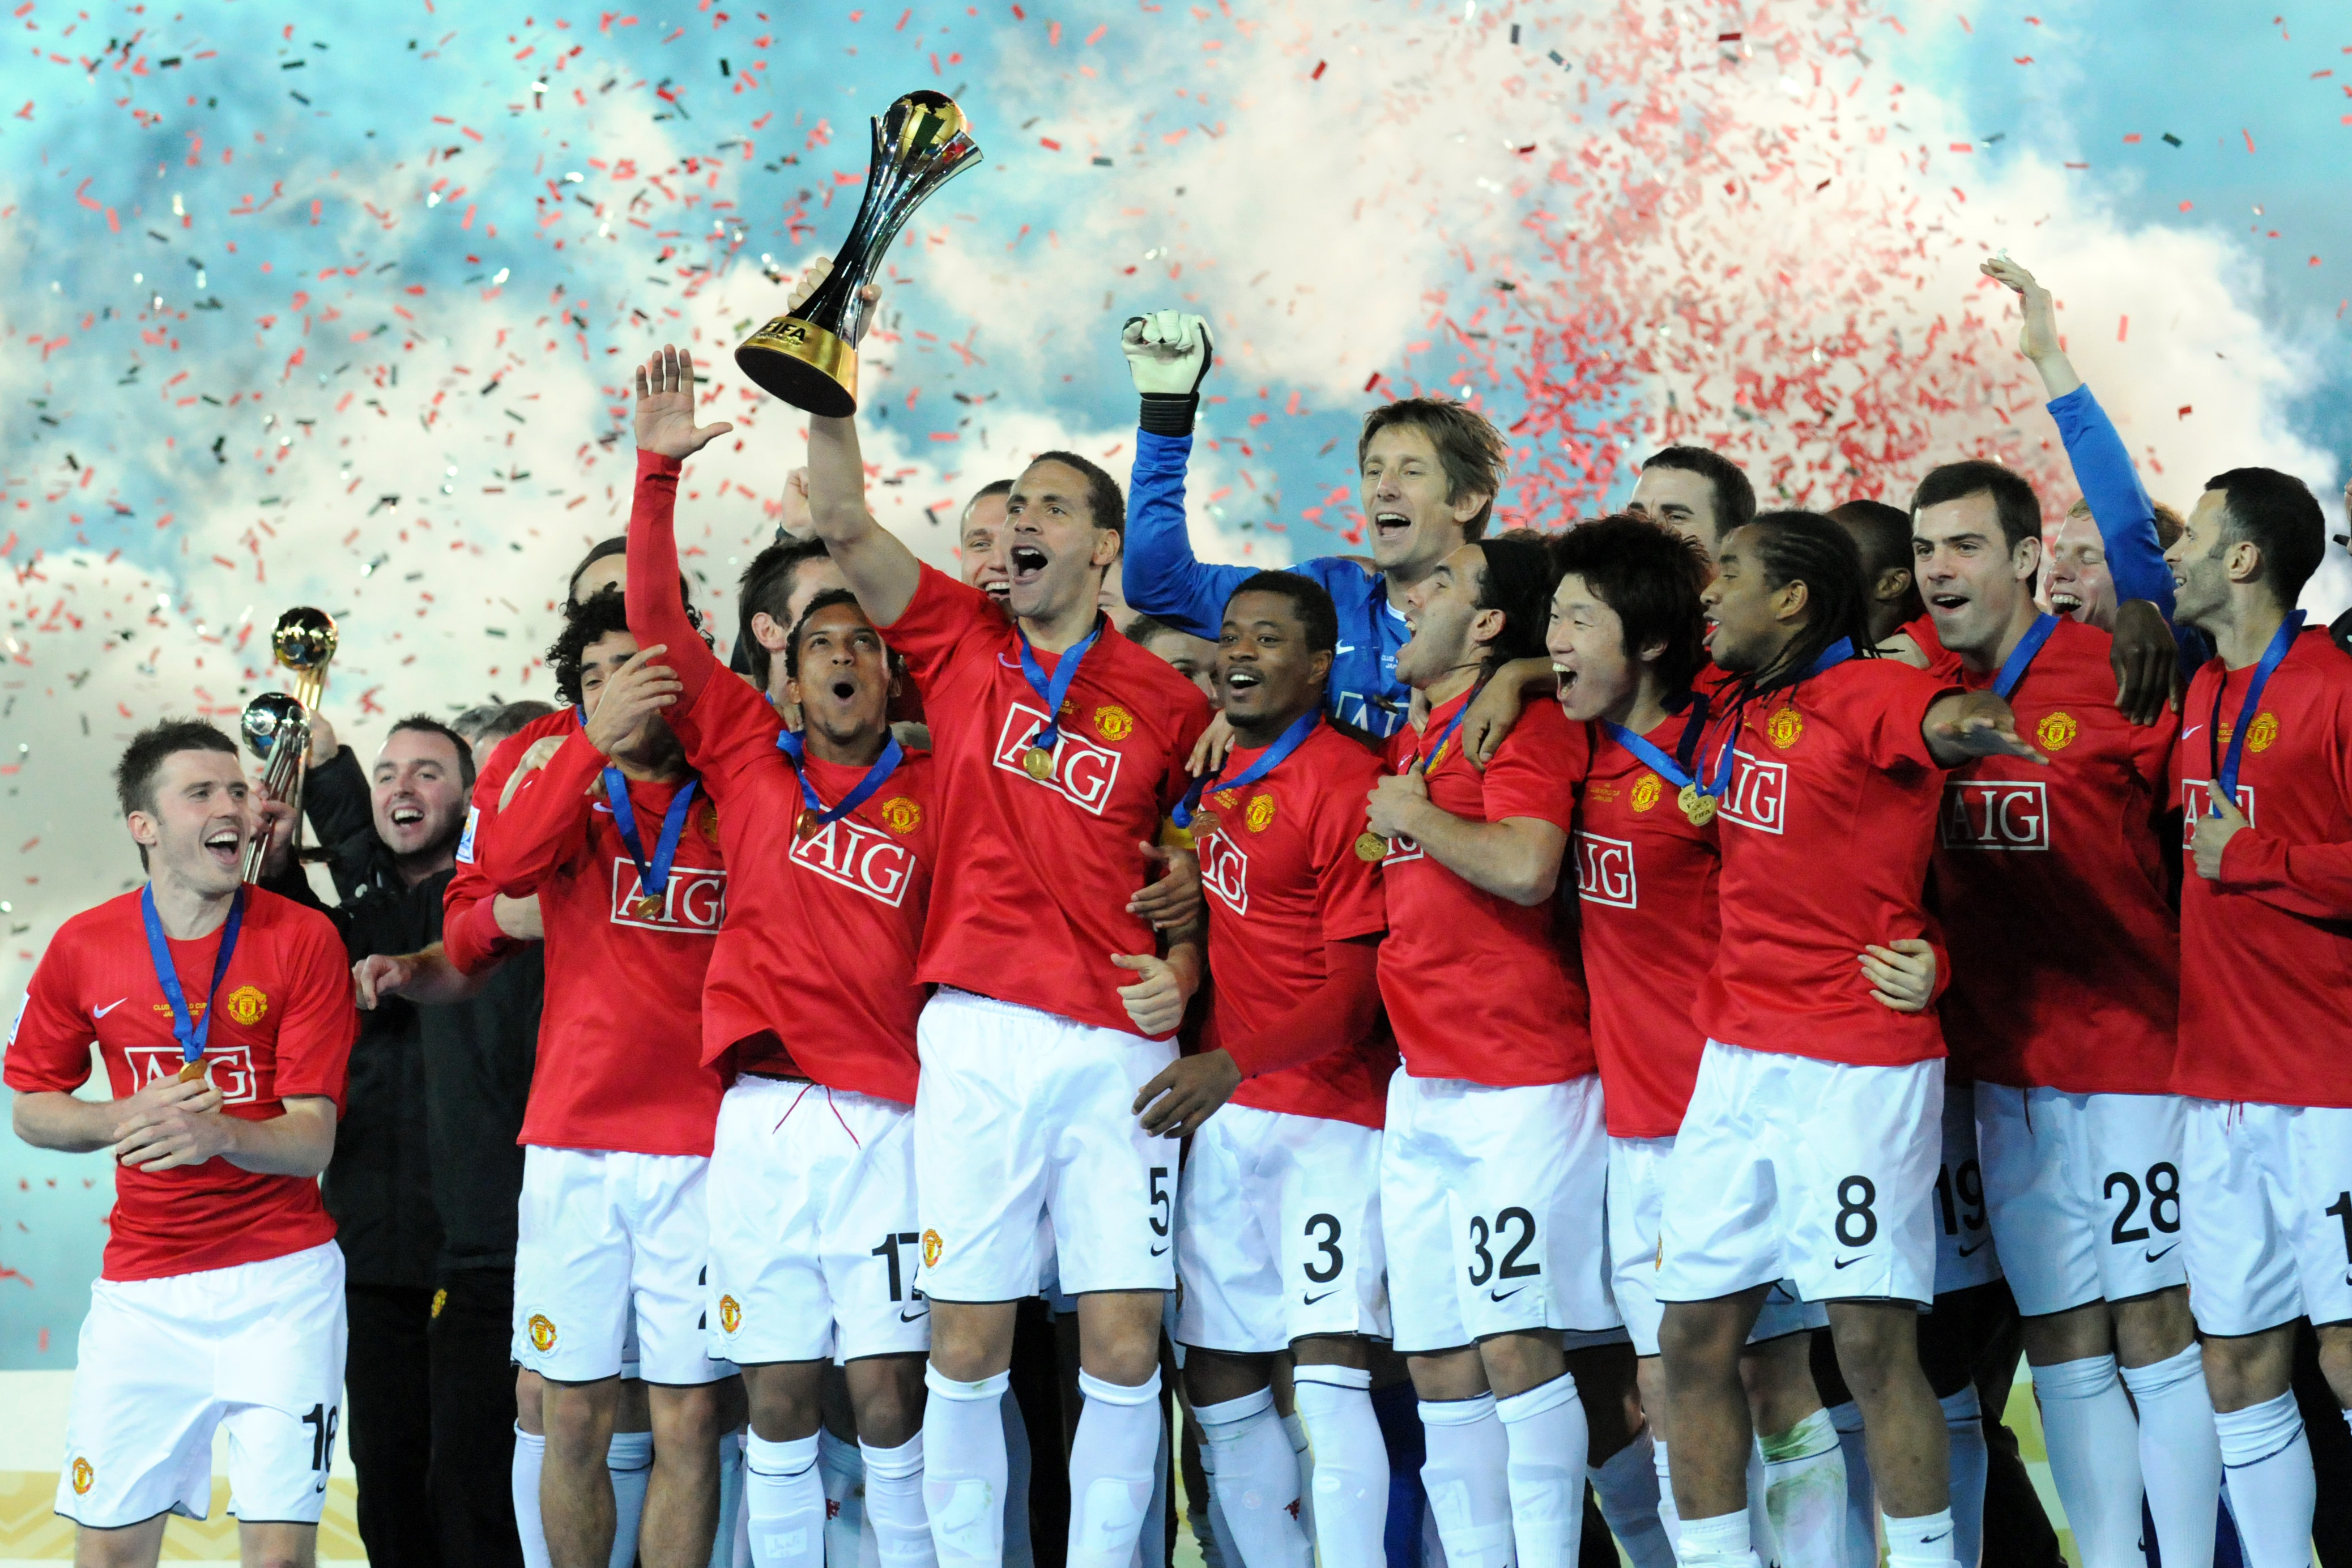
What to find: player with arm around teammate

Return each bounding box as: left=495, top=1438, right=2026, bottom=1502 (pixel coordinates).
left=6, top=721, right=356, bottom=1568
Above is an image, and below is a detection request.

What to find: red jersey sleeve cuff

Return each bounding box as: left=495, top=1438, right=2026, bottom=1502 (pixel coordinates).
left=2215, top=826, right=2273, bottom=890
left=444, top=894, right=517, bottom=974
left=637, top=449, right=684, bottom=480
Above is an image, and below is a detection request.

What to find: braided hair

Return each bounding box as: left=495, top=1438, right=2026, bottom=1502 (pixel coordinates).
left=1736, top=510, right=1877, bottom=697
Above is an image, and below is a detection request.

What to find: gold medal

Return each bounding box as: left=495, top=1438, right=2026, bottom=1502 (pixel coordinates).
left=1678, top=784, right=1718, bottom=827
left=1020, top=746, right=1055, bottom=781
left=795, top=807, right=820, bottom=840
left=630, top=893, right=665, bottom=920
left=176, top=1058, right=208, bottom=1084
left=1354, top=830, right=1390, bottom=863
left=1190, top=811, right=1220, bottom=840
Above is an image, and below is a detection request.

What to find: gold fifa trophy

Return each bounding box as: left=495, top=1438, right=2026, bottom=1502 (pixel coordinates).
left=236, top=608, right=338, bottom=883
left=735, top=91, right=983, bottom=415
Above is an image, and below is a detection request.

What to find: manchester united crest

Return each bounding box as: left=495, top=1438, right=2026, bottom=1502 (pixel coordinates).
left=922, top=1229, right=944, bottom=1269
left=1630, top=775, right=1662, bottom=812
left=71, top=1457, right=93, bottom=1495
left=1093, top=705, right=1135, bottom=743
left=880, top=795, right=922, bottom=834
left=1246, top=795, right=1277, bottom=832
left=527, top=1314, right=558, bottom=1353
left=2247, top=710, right=2279, bottom=753
left=222, top=985, right=269, bottom=1026
left=719, top=1295, right=742, bottom=1335
left=1765, top=706, right=1804, bottom=750
left=2036, top=711, right=2078, bottom=752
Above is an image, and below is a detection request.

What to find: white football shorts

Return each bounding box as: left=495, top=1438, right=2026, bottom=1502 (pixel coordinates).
left=512, top=1145, right=734, bottom=1386
left=2181, top=1098, right=2352, bottom=1337
left=57, top=1241, right=347, bottom=1529
left=1975, top=1084, right=2186, bottom=1317
left=1176, top=1103, right=1390, bottom=1354
left=1657, top=1042, right=1942, bottom=1307
left=1932, top=1081, right=2004, bottom=1296
left=1380, top=1071, right=1618, bottom=1354
left=913, top=988, right=1180, bottom=1301
left=1607, top=1135, right=1825, bottom=1359
left=707, top=1075, right=928, bottom=1366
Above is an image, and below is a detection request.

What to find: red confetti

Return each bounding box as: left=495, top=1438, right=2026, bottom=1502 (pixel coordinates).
left=2117, top=316, right=2129, bottom=342
left=1311, top=59, right=1327, bottom=80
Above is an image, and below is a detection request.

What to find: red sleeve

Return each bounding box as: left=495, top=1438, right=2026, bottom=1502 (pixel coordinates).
left=3, top=928, right=94, bottom=1094
left=1867, top=663, right=1961, bottom=774
left=1481, top=701, right=1582, bottom=831
left=625, top=450, right=718, bottom=706
left=1221, top=935, right=1383, bottom=1079
left=444, top=726, right=542, bottom=974
left=2217, top=704, right=2352, bottom=918
left=1311, top=757, right=1389, bottom=944
left=264, top=904, right=359, bottom=1114
left=473, top=731, right=605, bottom=895
left=879, top=563, right=999, bottom=693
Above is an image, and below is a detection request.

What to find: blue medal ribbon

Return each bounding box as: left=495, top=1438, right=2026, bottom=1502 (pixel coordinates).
left=1174, top=709, right=1320, bottom=828
left=1016, top=617, right=1105, bottom=760
left=604, top=768, right=699, bottom=913
left=1801, top=637, right=1857, bottom=680
left=1698, top=637, right=1860, bottom=799
left=1415, top=698, right=1472, bottom=776
left=2209, top=610, right=2304, bottom=816
left=776, top=730, right=905, bottom=833
left=140, top=884, right=245, bottom=1070
left=1992, top=613, right=2060, bottom=700
left=1601, top=693, right=1719, bottom=794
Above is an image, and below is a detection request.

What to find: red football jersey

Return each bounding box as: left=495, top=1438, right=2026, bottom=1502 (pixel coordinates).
left=1573, top=711, right=1720, bottom=1138
left=1376, top=689, right=1595, bottom=1087
left=5, top=888, right=356, bottom=1282
left=445, top=706, right=577, bottom=974
left=473, top=729, right=727, bottom=1153
left=1697, top=656, right=1959, bottom=1066
left=628, top=452, right=931, bottom=1102
left=880, top=565, right=1211, bottom=1037
left=2175, top=626, right=2352, bottom=1108
left=1900, top=611, right=1965, bottom=681
left=1191, top=721, right=1394, bottom=1128
left=1934, top=618, right=2179, bottom=1093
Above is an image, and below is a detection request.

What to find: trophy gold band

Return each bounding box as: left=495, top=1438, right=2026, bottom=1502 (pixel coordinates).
left=735, top=91, right=983, bottom=415
left=238, top=607, right=338, bottom=883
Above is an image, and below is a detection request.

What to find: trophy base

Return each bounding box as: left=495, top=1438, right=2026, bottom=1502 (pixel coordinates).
left=736, top=317, right=859, bottom=416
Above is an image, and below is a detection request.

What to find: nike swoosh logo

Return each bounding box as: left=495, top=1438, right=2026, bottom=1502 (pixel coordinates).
left=1302, top=1290, right=1337, bottom=1306
left=1833, top=1255, right=1867, bottom=1270
left=1151, top=1244, right=1169, bottom=1258
left=2144, top=1243, right=2180, bottom=1264
left=1957, top=1239, right=1989, bottom=1258
left=93, top=998, right=126, bottom=1018
left=1335, top=644, right=1358, bottom=655
left=1921, top=1532, right=1952, bottom=1546
left=900, top=1309, right=930, bottom=1323
left=2181, top=726, right=2204, bottom=740
left=1489, top=1287, right=1525, bottom=1303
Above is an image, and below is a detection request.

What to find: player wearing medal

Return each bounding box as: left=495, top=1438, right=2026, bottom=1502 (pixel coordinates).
left=1652, top=510, right=2040, bottom=1568
left=2166, top=467, right=2352, bottom=1566
left=1550, top=516, right=1946, bottom=1568
left=7, top=721, right=357, bottom=1567
left=1122, top=308, right=1509, bottom=740
left=1124, top=570, right=1394, bottom=1568
left=621, top=346, right=940, bottom=1568
left=1911, top=459, right=2218, bottom=1568
left=1358, top=534, right=1618, bottom=1568
left=472, top=589, right=734, bottom=1568
left=796, top=266, right=1210, bottom=1568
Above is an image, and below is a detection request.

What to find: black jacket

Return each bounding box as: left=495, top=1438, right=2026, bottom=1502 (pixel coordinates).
left=303, top=749, right=542, bottom=1281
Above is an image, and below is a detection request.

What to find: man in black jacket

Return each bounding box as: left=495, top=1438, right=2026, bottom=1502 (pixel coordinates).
left=304, top=711, right=543, bottom=1568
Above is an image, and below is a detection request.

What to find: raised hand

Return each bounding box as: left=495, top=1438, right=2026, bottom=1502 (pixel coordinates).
left=786, top=256, right=883, bottom=342
left=634, top=344, right=735, bottom=459
left=582, top=645, right=684, bottom=760
left=779, top=466, right=816, bottom=541
left=499, top=735, right=567, bottom=811
left=1121, top=310, right=1215, bottom=396
left=1980, top=254, right=2081, bottom=398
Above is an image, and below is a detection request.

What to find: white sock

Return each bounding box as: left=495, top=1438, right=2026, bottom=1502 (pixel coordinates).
left=1744, top=1440, right=1777, bottom=1565
left=2031, top=1355, right=2143, bottom=1568
left=1937, top=1390, right=1985, bottom=1568
left=514, top=1425, right=553, bottom=1568
left=744, top=1434, right=825, bottom=1568
left=1678, top=1505, right=1765, bottom=1568
left=1760, top=1409, right=1849, bottom=1568
left=1195, top=1423, right=1241, bottom=1568
left=922, top=1367, right=1010, bottom=1567
left=711, top=1430, right=744, bottom=1568
left=1651, top=1430, right=1682, bottom=1551
left=860, top=1433, right=936, bottom=1567
left=2120, top=1345, right=2222, bottom=1568
left=1067, top=1368, right=1165, bottom=1568
left=1195, top=1387, right=1312, bottom=1567
left=816, top=1428, right=866, bottom=1566
left=1881, top=1506, right=1957, bottom=1568
left=1588, top=1429, right=1676, bottom=1568
left=1142, top=1408, right=1171, bottom=1568
left=1281, top=1409, right=1315, bottom=1548
left=608, top=1429, right=655, bottom=1568
left=1002, top=1392, right=1035, bottom=1568
left=1827, top=1402, right=1876, bottom=1568
left=1494, top=1374, right=1589, bottom=1568
left=1418, top=1395, right=1516, bottom=1568
left=2213, top=1390, right=2315, bottom=1568
left=1293, top=1366, right=1390, bottom=1567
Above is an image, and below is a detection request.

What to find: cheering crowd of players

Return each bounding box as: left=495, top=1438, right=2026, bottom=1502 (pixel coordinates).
left=9, top=251, right=2352, bottom=1568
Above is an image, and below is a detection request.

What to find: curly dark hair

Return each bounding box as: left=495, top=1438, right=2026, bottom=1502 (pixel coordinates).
left=548, top=587, right=634, bottom=708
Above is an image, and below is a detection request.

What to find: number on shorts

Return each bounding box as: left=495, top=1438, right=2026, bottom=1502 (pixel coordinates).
left=1466, top=1215, right=1494, bottom=1287
left=1933, top=1159, right=1987, bottom=1237
left=1464, top=1208, right=1541, bottom=1288
left=1835, top=1176, right=1878, bottom=1248
left=2328, top=1192, right=2352, bottom=1263
left=1303, top=1213, right=1345, bottom=1285
left=2106, top=1163, right=2181, bottom=1245
left=302, top=1403, right=340, bottom=1474
left=872, top=1232, right=923, bottom=1301
left=1149, top=1166, right=1172, bottom=1238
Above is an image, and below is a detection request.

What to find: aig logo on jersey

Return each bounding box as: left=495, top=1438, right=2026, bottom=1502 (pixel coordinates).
left=1941, top=780, right=2051, bottom=851
left=610, top=862, right=727, bottom=933
left=791, top=815, right=918, bottom=908
left=1576, top=834, right=1638, bottom=909
left=126, top=1045, right=259, bottom=1104
left=992, top=701, right=1123, bottom=814
left=1198, top=832, right=1250, bottom=917
left=2180, top=780, right=2255, bottom=843
left=1721, top=751, right=1787, bottom=834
